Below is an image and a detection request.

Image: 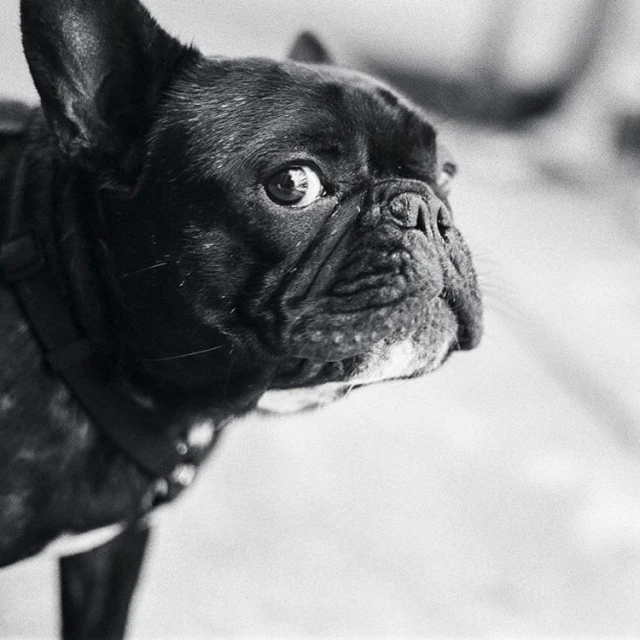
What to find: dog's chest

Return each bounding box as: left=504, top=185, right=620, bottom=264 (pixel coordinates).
left=0, top=275, right=221, bottom=563
left=0, top=289, right=75, bottom=553
left=1, top=286, right=132, bottom=560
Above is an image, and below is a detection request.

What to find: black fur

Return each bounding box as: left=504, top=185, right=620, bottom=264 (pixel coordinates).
left=1, top=0, right=482, bottom=637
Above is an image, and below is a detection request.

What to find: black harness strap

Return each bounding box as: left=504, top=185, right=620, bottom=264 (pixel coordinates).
left=0, top=114, right=184, bottom=482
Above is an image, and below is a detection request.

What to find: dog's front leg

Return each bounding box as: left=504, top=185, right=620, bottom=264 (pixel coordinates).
left=59, top=524, right=150, bottom=640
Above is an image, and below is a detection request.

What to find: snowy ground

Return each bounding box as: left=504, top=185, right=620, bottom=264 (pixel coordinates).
left=1, top=1, right=640, bottom=638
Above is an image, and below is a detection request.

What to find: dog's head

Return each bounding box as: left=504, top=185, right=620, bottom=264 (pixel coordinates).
left=21, top=0, right=482, bottom=412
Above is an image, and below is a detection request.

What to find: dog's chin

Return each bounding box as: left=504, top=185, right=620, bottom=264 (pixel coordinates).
left=257, top=308, right=458, bottom=414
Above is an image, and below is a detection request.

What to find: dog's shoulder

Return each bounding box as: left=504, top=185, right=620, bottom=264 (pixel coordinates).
left=0, top=100, right=92, bottom=562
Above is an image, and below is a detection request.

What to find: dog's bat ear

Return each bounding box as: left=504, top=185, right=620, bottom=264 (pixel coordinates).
left=288, top=32, right=334, bottom=64
left=21, top=0, right=200, bottom=170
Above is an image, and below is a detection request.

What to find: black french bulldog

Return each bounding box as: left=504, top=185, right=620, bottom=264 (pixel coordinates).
left=0, top=0, right=482, bottom=637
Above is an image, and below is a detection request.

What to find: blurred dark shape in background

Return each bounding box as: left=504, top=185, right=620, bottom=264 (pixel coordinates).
left=370, top=63, right=565, bottom=127
left=366, top=1, right=640, bottom=145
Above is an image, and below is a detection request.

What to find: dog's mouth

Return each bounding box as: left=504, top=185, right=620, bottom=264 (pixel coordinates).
left=270, top=291, right=459, bottom=387
left=283, top=283, right=465, bottom=362
left=259, top=287, right=467, bottom=413
left=264, top=271, right=479, bottom=414
left=259, top=301, right=459, bottom=413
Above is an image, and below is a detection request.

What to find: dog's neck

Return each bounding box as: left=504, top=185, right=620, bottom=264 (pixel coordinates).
left=1, top=111, right=239, bottom=496
left=16, top=111, right=265, bottom=413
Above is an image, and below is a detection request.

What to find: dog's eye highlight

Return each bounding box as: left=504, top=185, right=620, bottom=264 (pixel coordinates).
left=265, top=166, right=325, bottom=207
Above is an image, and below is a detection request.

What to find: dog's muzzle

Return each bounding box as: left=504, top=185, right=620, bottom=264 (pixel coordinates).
left=274, top=180, right=483, bottom=363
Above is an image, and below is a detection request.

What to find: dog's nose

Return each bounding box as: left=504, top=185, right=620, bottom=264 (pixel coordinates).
left=388, top=192, right=450, bottom=241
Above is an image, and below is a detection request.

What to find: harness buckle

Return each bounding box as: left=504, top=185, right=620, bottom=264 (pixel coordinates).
left=0, top=233, right=44, bottom=283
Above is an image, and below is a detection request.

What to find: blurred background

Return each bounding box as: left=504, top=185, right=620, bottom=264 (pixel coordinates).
left=1, top=0, right=640, bottom=637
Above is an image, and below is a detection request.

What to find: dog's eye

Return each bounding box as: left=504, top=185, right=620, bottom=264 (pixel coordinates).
left=265, top=166, right=325, bottom=207
left=436, top=161, right=457, bottom=196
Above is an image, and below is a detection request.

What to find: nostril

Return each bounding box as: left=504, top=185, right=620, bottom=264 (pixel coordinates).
left=416, top=200, right=428, bottom=234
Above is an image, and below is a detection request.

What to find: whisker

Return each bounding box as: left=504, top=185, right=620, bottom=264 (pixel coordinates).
left=143, top=344, right=223, bottom=362
left=119, top=262, right=168, bottom=280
